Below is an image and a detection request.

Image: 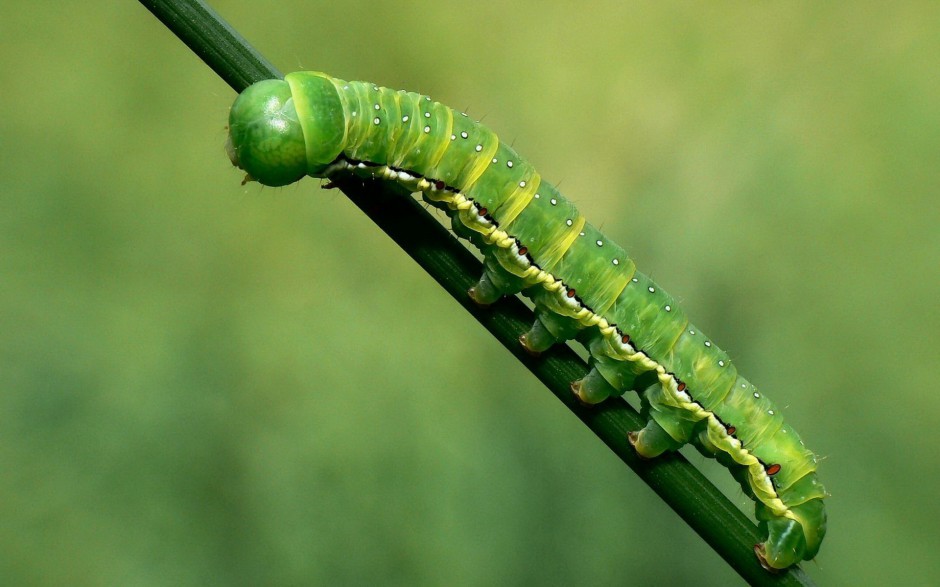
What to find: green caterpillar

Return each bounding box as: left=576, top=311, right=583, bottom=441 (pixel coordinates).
left=226, top=71, right=827, bottom=571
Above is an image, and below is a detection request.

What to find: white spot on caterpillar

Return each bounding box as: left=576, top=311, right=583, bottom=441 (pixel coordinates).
left=343, top=85, right=349, bottom=90
left=451, top=134, right=456, bottom=140
left=534, top=193, right=540, bottom=199
left=665, top=305, right=672, bottom=312
left=402, top=115, right=409, bottom=122
left=424, top=112, right=431, bottom=118
left=612, top=259, right=619, bottom=266
left=579, top=231, right=585, bottom=236
left=718, top=360, right=725, bottom=367
left=461, top=131, right=468, bottom=138
left=373, top=104, right=380, bottom=110
left=648, top=286, right=655, bottom=293
left=461, top=112, right=468, bottom=117
left=475, top=145, right=483, bottom=152
left=596, top=240, right=604, bottom=247
left=768, top=410, right=775, bottom=415
left=550, top=198, right=557, bottom=205
left=565, top=219, right=573, bottom=226
left=519, top=181, right=526, bottom=187
left=689, top=330, right=695, bottom=335
left=507, top=161, right=514, bottom=168
left=632, top=278, right=639, bottom=283
left=741, top=383, right=747, bottom=388
left=424, top=126, right=431, bottom=133
left=705, top=341, right=712, bottom=347
left=754, top=392, right=761, bottom=398
left=372, top=85, right=379, bottom=91
left=373, top=117, right=380, bottom=125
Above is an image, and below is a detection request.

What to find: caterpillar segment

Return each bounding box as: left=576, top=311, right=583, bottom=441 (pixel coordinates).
left=226, top=71, right=827, bottom=571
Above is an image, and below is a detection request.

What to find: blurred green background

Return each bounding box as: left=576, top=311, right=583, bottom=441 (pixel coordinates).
left=2, top=1, right=938, bottom=585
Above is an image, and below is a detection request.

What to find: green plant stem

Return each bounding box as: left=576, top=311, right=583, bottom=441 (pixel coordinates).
left=139, top=1, right=817, bottom=585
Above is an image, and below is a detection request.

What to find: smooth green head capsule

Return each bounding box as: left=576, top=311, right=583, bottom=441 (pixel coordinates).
left=227, top=73, right=347, bottom=187
left=227, top=79, right=307, bottom=187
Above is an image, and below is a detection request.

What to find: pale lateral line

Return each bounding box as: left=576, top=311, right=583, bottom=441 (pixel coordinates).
left=338, top=160, right=793, bottom=520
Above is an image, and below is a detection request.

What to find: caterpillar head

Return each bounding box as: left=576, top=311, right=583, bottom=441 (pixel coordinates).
left=227, top=73, right=346, bottom=187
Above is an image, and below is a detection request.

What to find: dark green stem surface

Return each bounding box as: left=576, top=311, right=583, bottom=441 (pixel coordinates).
left=139, top=1, right=817, bottom=585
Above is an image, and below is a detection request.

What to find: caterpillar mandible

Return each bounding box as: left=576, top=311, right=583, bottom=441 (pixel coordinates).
left=225, top=71, right=827, bottom=572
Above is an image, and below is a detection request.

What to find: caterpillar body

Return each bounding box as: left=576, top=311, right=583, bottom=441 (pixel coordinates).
left=226, top=71, right=827, bottom=571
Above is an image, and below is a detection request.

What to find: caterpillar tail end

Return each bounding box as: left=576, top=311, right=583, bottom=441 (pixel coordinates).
left=754, top=539, right=803, bottom=574
left=752, top=499, right=826, bottom=572
left=754, top=544, right=785, bottom=574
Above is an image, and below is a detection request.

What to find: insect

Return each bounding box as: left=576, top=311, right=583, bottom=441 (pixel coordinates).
left=225, top=71, right=827, bottom=571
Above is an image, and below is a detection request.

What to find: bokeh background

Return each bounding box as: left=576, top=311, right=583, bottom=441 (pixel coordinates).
left=3, top=1, right=938, bottom=585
